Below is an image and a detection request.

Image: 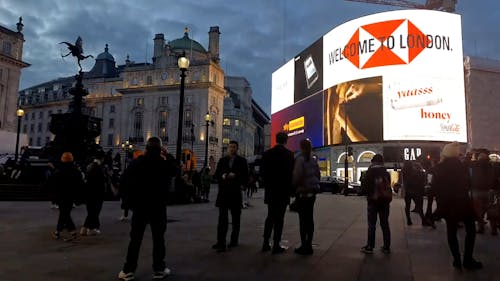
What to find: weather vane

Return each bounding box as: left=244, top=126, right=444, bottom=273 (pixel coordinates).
left=59, top=36, right=94, bottom=72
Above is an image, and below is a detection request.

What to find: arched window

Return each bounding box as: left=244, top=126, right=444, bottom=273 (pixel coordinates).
left=357, top=151, right=376, bottom=163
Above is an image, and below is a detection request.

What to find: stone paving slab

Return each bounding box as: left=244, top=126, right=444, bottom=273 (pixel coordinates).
left=0, top=190, right=499, bottom=281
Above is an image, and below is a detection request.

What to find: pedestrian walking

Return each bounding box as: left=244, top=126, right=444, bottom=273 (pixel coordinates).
left=360, top=153, right=392, bottom=254
left=470, top=150, right=496, bottom=234
left=292, top=139, right=320, bottom=255
left=80, top=150, right=108, bottom=236
left=432, top=142, right=482, bottom=270
left=118, top=137, right=178, bottom=281
left=402, top=160, right=434, bottom=228
left=212, top=140, right=249, bottom=252
left=201, top=167, right=212, bottom=202
left=51, top=152, right=83, bottom=241
left=261, top=132, right=294, bottom=254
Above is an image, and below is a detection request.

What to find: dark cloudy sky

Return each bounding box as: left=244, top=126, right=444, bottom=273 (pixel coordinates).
left=1, top=0, right=499, bottom=115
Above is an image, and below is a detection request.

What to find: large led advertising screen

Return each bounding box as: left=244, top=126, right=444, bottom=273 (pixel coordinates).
left=271, top=9, right=466, bottom=146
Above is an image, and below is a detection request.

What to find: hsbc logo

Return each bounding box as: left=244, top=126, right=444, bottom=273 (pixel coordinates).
left=328, top=19, right=453, bottom=69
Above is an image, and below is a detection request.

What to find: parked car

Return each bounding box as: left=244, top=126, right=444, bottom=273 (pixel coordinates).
left=319, top=176, right=342, bottom=194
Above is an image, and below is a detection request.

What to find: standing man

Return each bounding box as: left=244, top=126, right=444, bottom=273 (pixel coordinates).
left=118, top=137, right=179, bottom=281
left=261, top=132, right=294, bottom=254
left=212, top=140, right=249, bottom=252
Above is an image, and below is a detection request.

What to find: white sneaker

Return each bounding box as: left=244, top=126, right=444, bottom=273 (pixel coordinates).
left=118, top=270, right=135, bottom=281
left=80, top=227, right=88, bottom=236
left=119, top=215, right=129, bottom=221
left=87, top=229, right=101, bottom=236
left=50, top=204, right=59, bottom=209
left=153, top=268, right=171, bottom=279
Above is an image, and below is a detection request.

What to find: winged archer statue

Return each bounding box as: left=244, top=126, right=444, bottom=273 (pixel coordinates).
left=59, top=36, right=94, bottom=72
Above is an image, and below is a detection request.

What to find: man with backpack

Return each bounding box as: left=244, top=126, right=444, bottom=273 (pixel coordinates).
left=360, top=154, right=392, bottom=254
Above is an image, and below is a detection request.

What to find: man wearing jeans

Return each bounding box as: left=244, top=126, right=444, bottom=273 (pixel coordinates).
left=118, top=137, right=178, bottom=281
left=360, top=154, right=392, bottom=254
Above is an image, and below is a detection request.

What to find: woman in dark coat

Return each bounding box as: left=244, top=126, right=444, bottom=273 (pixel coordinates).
left=51, top=152, right=83, bottom=240
left=433, top=142, right=482, bottom=270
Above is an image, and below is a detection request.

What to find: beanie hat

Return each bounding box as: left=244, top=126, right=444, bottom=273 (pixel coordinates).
left=441, top=142, right=460, bottom=159
left=61, top=152, right=74, bottom=163
left=371, top=153, right=384, bottom=163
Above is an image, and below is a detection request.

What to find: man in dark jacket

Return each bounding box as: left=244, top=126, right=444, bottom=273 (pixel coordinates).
left=433, top=142, right=482, bottom=270
left=212, top=140, right=249, bottom=252
left=118, top=137, right=179, bottom=281
left=360, top=154, right=391, bottom=254
left=261, top=132, right=294, bottom=254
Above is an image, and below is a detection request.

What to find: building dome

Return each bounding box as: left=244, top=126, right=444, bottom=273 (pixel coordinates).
left=87, top=44, right=118, bottom=78
left=170, top=30, right=206, bottom=53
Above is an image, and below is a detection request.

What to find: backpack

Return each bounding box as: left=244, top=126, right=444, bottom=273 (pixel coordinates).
left=372, top=174, right=392, bottom=203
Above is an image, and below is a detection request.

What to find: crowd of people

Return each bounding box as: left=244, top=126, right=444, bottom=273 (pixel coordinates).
left=43, top=133, right=499, bottom=280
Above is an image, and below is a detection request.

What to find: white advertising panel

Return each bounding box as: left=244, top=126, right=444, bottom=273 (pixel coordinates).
left=271, top=59, right=295, bottom=114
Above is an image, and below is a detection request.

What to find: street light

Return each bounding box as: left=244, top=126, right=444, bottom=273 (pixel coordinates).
left=121, top=139, right=133, bottom=170
left=176, top=52, right=190, bottom=163
left=203, top=112, right=211, bottom=169
left=14, top=108, right=25, bottom=162
left=343, top=100, right=349, bottom=196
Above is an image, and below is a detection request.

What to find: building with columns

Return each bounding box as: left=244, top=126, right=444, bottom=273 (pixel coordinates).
left=19, top=27, right=269, bottom=168
left=0, top=18, right=29, bottom=132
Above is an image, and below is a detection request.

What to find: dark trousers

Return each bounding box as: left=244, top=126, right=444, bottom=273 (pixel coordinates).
left=263, top=203, right=288, bottom=244
left=217, top=207, right=241, bottom=245
left=445, top=217, right=476, bottom=262
left=367, top=201, right=391, bottom=249
left=56, top=202, right=76, bottom=232
left=405, top=191, right=426, bottom=224
left=84, top=199, right=103, bottom=229
left=297, top=196, right=316, bottom=248
left=123, top=207, right=167, bottom=273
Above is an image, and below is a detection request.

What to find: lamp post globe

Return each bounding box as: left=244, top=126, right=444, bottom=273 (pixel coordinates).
left=175, top=52, right=189, bottom=164
left=14, top=108, right=25, bottom=162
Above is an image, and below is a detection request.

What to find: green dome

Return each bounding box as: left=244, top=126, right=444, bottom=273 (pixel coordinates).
left=170, top=31, right=206, bottom=53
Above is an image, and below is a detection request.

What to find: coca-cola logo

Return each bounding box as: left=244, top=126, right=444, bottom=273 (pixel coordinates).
left=440, top=123, right=460, bottom=133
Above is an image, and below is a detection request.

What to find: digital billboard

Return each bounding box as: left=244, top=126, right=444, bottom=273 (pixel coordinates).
left=271, top=9, right=466, bottom=145
left=294, top=37, right=323, bottom=103
left=271, top=92, right=324, bottom=151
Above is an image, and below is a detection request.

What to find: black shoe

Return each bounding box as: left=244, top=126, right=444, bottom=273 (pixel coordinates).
left=262, top=243, right=271, bottom=252
left=228, top=241, right=238, bottom=248
left=272, top=245, right=287, bottom=254
left=295, top=246, right=313, bottom=255
left=407, top=220, right=413, bottom=226
left=453, top=260, right=462, bottom=271
left=463, top=259, right=483, bottom=270
left=212, top=243, right=226, bottom=251
left=380, top=246, right=391, bottom=254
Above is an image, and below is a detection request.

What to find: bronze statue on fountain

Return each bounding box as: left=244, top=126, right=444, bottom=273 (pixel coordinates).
left=46, top=36, right=102, bottom=165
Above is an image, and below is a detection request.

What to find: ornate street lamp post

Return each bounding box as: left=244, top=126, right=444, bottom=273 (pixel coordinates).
left=121, top=139, right=133, bottom=170
left=203, top=112, right=211, bottom=169
left=14, top=108, right=25, bottom=162
left=176, top=52, right=190, bottom=163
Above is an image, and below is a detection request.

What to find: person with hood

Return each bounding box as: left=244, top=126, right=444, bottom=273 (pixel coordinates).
left=118, top=137, right=179, bottom=281
left=470, top=150, right=496, bottom=235
left=51, top=152, right=83, bottom=240
left=401, top=161, right=435, bottom=228
left=432, top=142, right=482, bottom=270
left=292, top=139, right=320, bottom=255
left=360, top=154, right=392, bottom=254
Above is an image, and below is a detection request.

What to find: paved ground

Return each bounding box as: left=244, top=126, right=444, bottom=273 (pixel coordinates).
left=1, top=189, right=499, bottom=281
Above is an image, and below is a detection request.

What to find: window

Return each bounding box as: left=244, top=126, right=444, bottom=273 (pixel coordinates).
left=2, top=42, right=12, bottom=55
left=109, top=118, right=114, bottom=129
left=30, top=124, right=34, bottom=133
left=36, top=137, right=41, bottom=146
left=29, top=138, right=32, bottom=146
left=37, top=123, right=42, bottom=132
left=158, top=111, right=168, bottom=141
left=39, top=112, right=44, bottom=119
left=223, top=118, right=231, bottom=126
left=160, top=97, right=167, bottom=105
left=45, top=137, right=50, bottom=145
left=110, top=105, right=115, bottom=113
left=133, top=111, right=143, bottom=142
left=31, top=112, right=35, bottom=120
left=107, top=134, right=114, bottom=146
left=146, top=75, right=153, bottom=85
left=183, top=109, right=192, bottom=127
left=23, top=125, right=27, bottom=133
left=24, top=114, right=28, bottom=121
left=46, top=122, right=50, bottom=132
